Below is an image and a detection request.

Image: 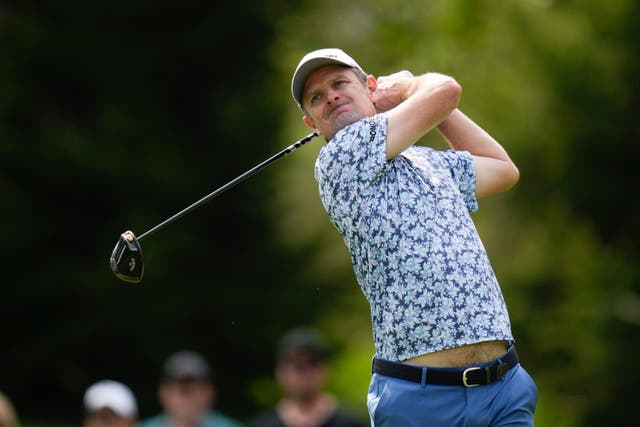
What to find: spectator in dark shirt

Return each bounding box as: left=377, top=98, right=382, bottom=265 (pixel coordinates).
left=251, top=328, right=365, bottom=427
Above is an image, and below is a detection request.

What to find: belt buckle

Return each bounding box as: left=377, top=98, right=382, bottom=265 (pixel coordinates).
left=462, top=367, right=481, bottom=387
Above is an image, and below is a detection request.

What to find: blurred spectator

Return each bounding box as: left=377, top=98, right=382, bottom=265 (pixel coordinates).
left=0, top=391, right=19, bottom=427
left=83, top=380, right=138, bottom=427
left=250, top=328, right=365, bottom=427
left=138, top=350, right=243, bottom=427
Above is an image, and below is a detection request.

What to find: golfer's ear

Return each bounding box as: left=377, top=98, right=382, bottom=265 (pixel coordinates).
left=367, top=74, right=377, bottom=85
left=303, top=116, right=316, bottom=131
left=367, top=75, right=378, bottom=98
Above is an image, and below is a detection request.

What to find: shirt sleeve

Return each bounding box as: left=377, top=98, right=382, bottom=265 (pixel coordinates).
left=438, top=149, right=478, bottom=212
left=314, top=114, right=389, bottom=195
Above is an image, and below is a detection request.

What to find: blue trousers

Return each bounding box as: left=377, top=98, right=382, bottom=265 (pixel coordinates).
left=367, top=358, right=537, bottom=426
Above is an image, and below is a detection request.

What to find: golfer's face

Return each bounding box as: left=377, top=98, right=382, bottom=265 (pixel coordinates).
left=302, top=65, right=376, bottom=140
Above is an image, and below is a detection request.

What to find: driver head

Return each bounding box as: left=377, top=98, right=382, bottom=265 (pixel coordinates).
left=110, top=230, right=144, bottom=283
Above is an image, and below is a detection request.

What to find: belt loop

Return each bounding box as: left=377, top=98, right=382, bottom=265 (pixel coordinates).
left=485, top=366, right=492, bottom=384
left=421, top=367, right=427, bottom=387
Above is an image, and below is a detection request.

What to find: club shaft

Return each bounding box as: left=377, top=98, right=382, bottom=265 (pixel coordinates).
left=137, top=132, right=318, bottom=242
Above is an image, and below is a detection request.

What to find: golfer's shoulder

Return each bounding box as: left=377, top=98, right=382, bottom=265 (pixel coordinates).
left=331, top=117, right=379, bottom=147
left=320, top=117, right=386, bottom=162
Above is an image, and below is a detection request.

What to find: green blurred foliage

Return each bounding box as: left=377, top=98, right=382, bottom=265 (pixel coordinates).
left=1, top=0, right=638, bottom=426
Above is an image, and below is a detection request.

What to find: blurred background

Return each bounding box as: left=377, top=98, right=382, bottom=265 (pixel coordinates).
left=0, top=0, right=638, bottom=426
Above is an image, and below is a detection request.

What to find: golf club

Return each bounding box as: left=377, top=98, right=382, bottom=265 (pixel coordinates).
left=110, top=132, right=318, bottom=283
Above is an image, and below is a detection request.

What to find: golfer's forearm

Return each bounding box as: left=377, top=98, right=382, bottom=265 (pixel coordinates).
left=437, top=109, right=511, bottom=161
left=438, top=109, right=519, bottom=196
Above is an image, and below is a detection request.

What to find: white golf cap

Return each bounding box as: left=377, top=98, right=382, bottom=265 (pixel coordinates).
left=291, top=48, right=365, bottom=107
left=83, top=380, right=138, bottom=418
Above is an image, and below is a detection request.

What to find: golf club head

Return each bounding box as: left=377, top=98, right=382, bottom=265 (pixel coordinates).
left=110, top=230, right=144, bottom=283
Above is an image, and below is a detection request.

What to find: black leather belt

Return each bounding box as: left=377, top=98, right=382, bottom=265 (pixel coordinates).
left=372, top=345, right=519, bottom=387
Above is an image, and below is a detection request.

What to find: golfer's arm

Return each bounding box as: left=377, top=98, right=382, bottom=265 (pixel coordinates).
left=437, top=109, right=519, bottom=198
left=385, top=74, right=461, bottom=160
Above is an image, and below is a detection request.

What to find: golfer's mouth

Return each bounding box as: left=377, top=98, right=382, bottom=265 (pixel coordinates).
left=327, top=102, right=351, bottom=118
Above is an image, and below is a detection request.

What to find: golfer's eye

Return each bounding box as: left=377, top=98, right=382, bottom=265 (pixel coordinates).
left=335, top=80, right=347, bottom=88
left=310, top=93, right=321, bottom=104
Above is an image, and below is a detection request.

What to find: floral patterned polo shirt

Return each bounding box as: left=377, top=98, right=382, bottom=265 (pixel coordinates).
left=314, top=114, right=513, bottom=362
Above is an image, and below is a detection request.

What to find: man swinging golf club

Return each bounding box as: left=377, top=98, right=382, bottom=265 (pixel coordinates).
left=108, top=46, right=537, bottom=425
left=290, top=48, right=537, bottom=426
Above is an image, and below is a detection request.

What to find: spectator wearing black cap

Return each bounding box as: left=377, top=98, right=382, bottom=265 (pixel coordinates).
left=138, top=350, right=243, bottom=427
left=83, top=380, right=138, bottom=427
left=250, top=328, right=366, bottom=427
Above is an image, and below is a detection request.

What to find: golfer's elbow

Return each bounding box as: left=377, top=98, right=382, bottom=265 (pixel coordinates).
left=497, top=160, right=520, bottom=193
left=504, top=162, right=520, bottom=190
left=475, top=159, right=520, bottom=198
left=414, top=73, right=461, bottom=112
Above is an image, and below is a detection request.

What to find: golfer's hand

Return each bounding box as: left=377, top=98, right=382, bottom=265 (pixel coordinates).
left=373, top=70, right=414, bottom=113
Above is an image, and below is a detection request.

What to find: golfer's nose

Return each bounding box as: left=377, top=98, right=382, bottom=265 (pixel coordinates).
left=325, top=87, right=340, bottom=103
